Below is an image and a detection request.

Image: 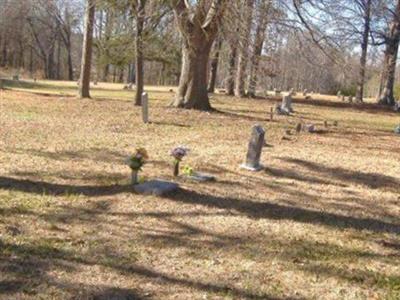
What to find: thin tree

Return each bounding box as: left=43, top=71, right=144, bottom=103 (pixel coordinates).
left=79, top=0, right=96, bottom=98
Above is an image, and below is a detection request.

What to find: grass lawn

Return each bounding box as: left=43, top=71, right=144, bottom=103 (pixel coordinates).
left=0, top=80, right=399, bottom=299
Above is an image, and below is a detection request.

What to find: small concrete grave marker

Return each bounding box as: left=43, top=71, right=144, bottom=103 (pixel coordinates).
left=295, top=123, right=302, bottom=133
left=142, top=92, right=149, bottom=123
left=241, top=125, right=265, bottom=171
left=188, top=172, right=216, bottom=182
left=134, top=180, right=179, bottom=196
left=395, top=124, right=400, bottom=135
left=393, top=102, right=400, bottom=112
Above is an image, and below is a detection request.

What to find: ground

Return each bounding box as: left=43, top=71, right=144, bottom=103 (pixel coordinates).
left=0, top=80, right=399, bottom=300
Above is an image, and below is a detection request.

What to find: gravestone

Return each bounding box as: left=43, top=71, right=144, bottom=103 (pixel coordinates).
left=304, top=124, right=316, bottom=133
left=281, top=94, right=293, bottom=114
left=241, top=125, right=265, bottom=171
left=141, top=92, right=149, bottom=123
left=348, top=96, right=353, bottom=103
left=303, top=89, right=308, bottom=96
left=341, top=95, right=345, bottom=102
left=393, top=102, right=400, bottom=112
left=275, top=103, right=288, bottom=115
left=269, top=107, right=274, bottom=121
left=395, top=124, right=400, bottom=135
left=12, top=75, right=19, bottom=81
left=0, top=79, right=3, bottom=89
left=187, top=172, right=216, bottom=182
left=274, top=88, right=281, bottom=96
left=337, top=90, right=342, bottom=99
left=134, top=180, right=179, bottom=196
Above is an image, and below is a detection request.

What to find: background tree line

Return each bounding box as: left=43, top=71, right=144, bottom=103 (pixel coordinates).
left=1, top=0, right=400, bottom=109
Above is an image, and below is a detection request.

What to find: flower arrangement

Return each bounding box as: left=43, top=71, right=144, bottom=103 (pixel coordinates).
left=126, top=148, right=148, bottom=184
left=183, top=165, right=194, bottom=176
left=170, top=146, right=189, bottom=176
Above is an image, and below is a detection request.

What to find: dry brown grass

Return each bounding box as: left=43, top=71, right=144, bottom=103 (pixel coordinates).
left=0, top=81, right=399, bottom=300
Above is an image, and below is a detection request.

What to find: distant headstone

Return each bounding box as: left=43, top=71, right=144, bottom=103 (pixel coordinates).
left=275, top=103, right=288, bottom=115
left=289, top=88, right=296, bottom=96
left=304, top=124, right=316, bottom=133
left=348, top=96, right=353, bottom=103
left=270, top=107, right=274, bottom=121
left=303, top=89, right=308, bottom=96
left=333, top=120, right=338, bottom=127
left=0, top=79, right=3, bottom=89
left=324, top=120, right=328, bottom=128
left=281, top=94, right=293, bottom=114
left=393, top=102, right=400, bottom=112
left=274, top=88, right=281, bottom=96
left=142, top=92, right=149, bottom=123
left=134, top=180, right=179, bottom=196
left=337, top=90, right=342, bottom=99
left=128, top=82, right=134, bottom=90
left=93, top=80, right=98, bottom=85
left=241, top=125, right=265, bottom=171
left=12, top=75, right=19, bottom=81
left=395, top=124, right=400, bottom=135
left=341, top=95, right=345, bottom=102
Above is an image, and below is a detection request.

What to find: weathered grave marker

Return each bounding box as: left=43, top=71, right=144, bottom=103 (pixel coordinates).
left=142, top=92, right=149, bottom=123
left=241, top=125, right=265, bottom=171
left=281, top=94, right=293, bottom=114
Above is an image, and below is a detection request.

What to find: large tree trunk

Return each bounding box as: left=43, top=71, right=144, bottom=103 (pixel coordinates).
left=355, top=0, right=371, bottom=102
left=377, top=0, right=400, bottom=106
left=134, top=0, right=146, bottom=106
left=173, top=40, right=214, bottom=110
left=208, top=38, right=222, bottom=93
left=78, top=0, right=95, bottom=98
left=234, top=0, right=254, bottom=98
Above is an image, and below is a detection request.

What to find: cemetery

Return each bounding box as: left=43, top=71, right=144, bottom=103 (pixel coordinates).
left=1, top=0, right=400, bottom=299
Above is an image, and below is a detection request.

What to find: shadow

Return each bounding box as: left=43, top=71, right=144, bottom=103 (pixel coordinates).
left=0, top=176, right=133, bottom=197
left=151, top=121, right=191, bottom=128
left=281, top=158, right=399, bottom=190
left=264, top=167, right=346, bottom=187
left=0, top=240, right=290, bottom=300
left=214, top=109, right=269, bottom=122
left=165, top=189, right=400, bottom=234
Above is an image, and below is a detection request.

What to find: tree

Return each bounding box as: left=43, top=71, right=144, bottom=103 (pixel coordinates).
left=171, top=0, right=227, bottom=110
left=234, top=0, right=254, bottom=97
left=207, top=37, right=222, bottom=93
left=79, top=0, right=96, bottom=98
left=133, top=0, right=146, bottom=106
left=355, top=0, right=372, bottom=102
left=377, top=0, right=400, bottom=106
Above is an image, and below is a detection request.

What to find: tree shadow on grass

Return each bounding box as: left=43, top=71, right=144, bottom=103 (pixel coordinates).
left=281, top=157, right=399, bottom=191
left=0, top=240, right=290, bottom=300
left=165, top=189, right=400, bottom=235
left=0, top=176, right=133, bottom=197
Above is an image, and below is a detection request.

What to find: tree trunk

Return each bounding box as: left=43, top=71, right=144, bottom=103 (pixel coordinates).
left=134, top=0, right=146, bottom=106
left=208, top=38, right=222, bottom=93
left=226, top=44, right=237, bottom=95
left=355, top=0, right=371, bottom=102
left=377, top=0, right=400, bottom=106
left=173, top=41, right=213, bottom=110
left=235, top=0, right=254, bottom=97
left=247, top=2, right=270, bottom=98
left=78, top=0, right=95, bottom=98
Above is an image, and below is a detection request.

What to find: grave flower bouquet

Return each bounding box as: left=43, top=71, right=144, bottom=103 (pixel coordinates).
left=126, top=148, right=148, bottom=184
left=170, top=146, right=189, bottom=176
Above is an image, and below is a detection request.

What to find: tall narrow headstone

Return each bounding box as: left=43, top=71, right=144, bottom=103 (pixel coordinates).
left=0, top=79, right=3, bottom=89
left=281, top=94, right=293, bottom=114
left=241, top=125, right=265, bottom=171
left=142, top=92, right=149, bottom=124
